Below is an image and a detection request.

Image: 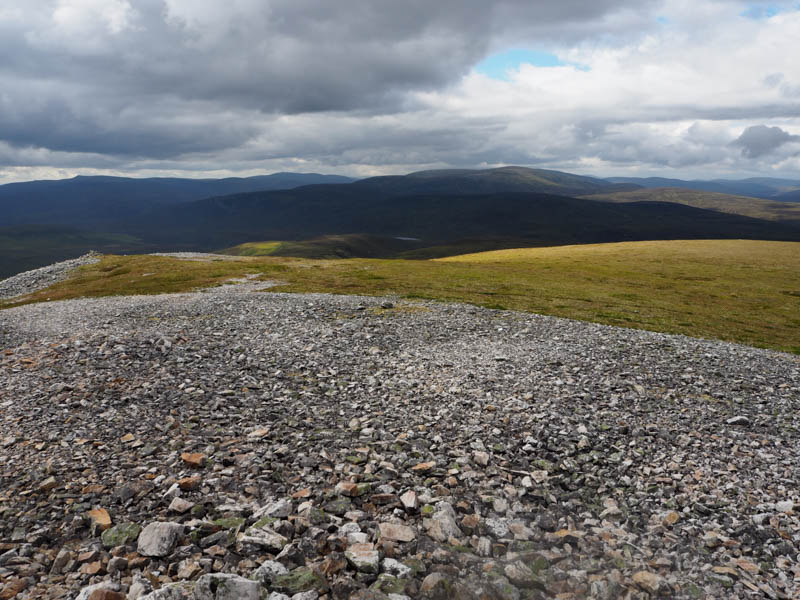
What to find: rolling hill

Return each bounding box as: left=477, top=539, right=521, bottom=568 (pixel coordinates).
left=125, top=166, right=799, bottom=251
left=4, top=165, right=800, bottom=278
left=584, top=187, right=800, bottom=225
left=350, top=165, right=640, bottom=197
left=0, top=172, right=355, bottom=228
left=776, top=189, right=800, bottom=202
left=0, top=172, right=355, bottom=277
left=605, top=175, right=800, bottom=199
left=141, top=188, right=800, bottom=255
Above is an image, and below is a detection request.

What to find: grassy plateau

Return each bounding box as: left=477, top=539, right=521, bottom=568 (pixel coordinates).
left=2, top=239, right=798, bottom=354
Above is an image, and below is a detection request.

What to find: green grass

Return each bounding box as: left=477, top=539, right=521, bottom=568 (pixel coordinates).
left=221, top=234, right=425, bottom=259
left=3, top=240, right=799, bottom=353
left=220, top=241, right=283, bottom=256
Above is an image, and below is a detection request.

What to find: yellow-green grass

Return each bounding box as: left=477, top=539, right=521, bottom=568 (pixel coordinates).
left=585, top=187, right=800, bottom=223
left=220, top=241, right=283, bottom=256
left=2, top=240, right=799, bottom=353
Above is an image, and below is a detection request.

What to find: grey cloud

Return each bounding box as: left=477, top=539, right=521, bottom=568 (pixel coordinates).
left=3, top=0, right=657, bottom=113
left=0, top=0, right=660, bottom=162
left=780, top=83, right=800, bottom=98
left=764, top=73, right=784, bottom=87
left=733, top=125, right=800, bottom=158
left=1, top=0, right=798, bottom=180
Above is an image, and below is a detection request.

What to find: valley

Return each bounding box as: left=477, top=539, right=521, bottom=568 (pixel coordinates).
left=2, top=167, right=800, bottom=279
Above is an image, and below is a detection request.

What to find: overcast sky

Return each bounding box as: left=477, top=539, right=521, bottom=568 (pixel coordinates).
left=1, top=0, right=799, bottom=183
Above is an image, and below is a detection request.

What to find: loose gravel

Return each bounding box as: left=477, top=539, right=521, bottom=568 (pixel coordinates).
left=0, top=271, right=798, bottom=599
left=0, top=253, right=101, bottom=301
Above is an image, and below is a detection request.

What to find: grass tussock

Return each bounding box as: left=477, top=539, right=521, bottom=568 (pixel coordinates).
left=2, top=240, right=799, bottom=354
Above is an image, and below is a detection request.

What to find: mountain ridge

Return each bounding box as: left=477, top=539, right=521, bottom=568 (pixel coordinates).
left=3, top=165, right=800, bottom=278
left=0, top=172, right=356, bottom=228
left=605, top=175, right=800, bottom=199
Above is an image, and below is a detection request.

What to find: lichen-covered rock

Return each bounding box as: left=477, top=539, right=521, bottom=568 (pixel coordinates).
left=138, top=582, right=194, bottom=600
left=101, top=522, right=142, bottom=549
left=271, top=567, right=328, bottom=595
left=419, top=572, right=453, bottom=600
left=252, top=559, right=288, bottom=586
left=345, top=543, right=380, bottom=574
left=137, top=522, right=184, bottom=557
left=193, top=573, right=262, bottom=600
left=423, top=502, right=462, bottom=542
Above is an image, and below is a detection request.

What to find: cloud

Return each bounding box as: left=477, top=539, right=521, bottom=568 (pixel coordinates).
left=0, top=0, right=799, bottom=182
left=733, top=125, right=800, bottom=158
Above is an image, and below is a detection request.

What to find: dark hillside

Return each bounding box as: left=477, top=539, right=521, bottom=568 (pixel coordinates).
left=132, top=190, right=800, bottom=251
left=353, top=166, right=639, bottom=197
left=606, top=176, right=800, bottom=199
left=0, top=173, right=355, bottom=228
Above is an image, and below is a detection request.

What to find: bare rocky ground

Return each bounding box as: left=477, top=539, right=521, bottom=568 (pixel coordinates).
left=0, top=253, right=102, bottom=301
left=0, top=259, right=798, bottom=599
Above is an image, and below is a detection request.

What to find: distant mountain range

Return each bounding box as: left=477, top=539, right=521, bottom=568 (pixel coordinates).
left=2, top=166, right=800, bottom=279
left=0, top=172, right=355, bottom=228
left=133, top=170, right=800, bottom=249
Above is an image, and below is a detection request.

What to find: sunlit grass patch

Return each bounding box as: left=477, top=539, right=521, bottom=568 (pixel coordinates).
left=3, top=240, right=799, bottom=353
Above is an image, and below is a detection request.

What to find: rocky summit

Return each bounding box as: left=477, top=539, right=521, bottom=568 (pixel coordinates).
left=0, top=263, right=798, bottom=599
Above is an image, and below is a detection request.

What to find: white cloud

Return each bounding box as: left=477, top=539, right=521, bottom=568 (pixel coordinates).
left=0, top=0, right=799, bottom=183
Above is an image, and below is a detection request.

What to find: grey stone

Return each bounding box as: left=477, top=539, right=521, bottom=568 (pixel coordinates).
left=345, top=543, right=380, bottom=573
left=241, top=527, right=289, bottom=551
left=49, top=548, right=72, bottom=575
left=193, top=573, right=262, bottom=600
left=128, top=573, right=154, bottom=599
left=76, top=582, right=122, bottom=600
left=263, top=498, right=292, bottom=519
left=423, top=502, right=462, bottom=542
left=382, top=557, right=413, bottom=578
left=253, top=559, right=289, bottom=586
left=137, top=522, right=184, bottom=557
left=140, top=583, right=195, bottom=600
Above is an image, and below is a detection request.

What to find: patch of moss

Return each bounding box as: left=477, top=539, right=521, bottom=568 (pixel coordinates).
left=213, top=517, right=245, bottom=530
left=252, top=515, right=277, bottom=529
left=101, top=522, right=141, bottom=549
left=371, top=574, right=407, bottom=594
left=272, top=566, right=327, bottom=595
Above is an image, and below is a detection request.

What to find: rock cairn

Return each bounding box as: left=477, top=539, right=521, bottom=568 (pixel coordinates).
left=0, top=281, right=798, bottom=599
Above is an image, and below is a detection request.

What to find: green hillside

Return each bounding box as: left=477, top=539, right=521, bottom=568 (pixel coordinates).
left=5, top=240, right=799, bottom=353
left=5, top=167, right=800, bottom=280
left=585, top=187, right=800, bottom=224
left=221, top=235, right=425, bottom=259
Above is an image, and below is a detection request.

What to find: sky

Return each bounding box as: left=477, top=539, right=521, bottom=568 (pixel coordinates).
left=1, top=0, right=800, bottom=183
